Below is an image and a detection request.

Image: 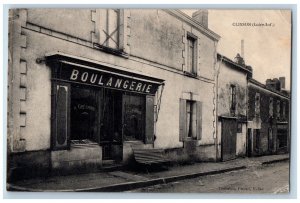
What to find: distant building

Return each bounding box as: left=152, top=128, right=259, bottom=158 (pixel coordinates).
left=247, top=77, right=290, bottom=156
left=217, top=52, right=290, bottom=160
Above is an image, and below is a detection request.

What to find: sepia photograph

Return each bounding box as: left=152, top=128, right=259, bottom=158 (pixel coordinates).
left=5, top=6, right=292, bottom=195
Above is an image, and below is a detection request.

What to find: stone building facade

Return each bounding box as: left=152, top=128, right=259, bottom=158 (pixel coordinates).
left=7, top=9, right=220, bottom=181
left=216, top=53, right=252, bottom=161
left=247, top=78, right=290, bottom=156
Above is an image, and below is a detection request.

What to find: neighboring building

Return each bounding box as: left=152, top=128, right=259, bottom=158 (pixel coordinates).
left=7, top=9, right=220, bottom=181
left=216, top=53, right=252, bottom=161
left=247, top=77, right=290, bottom=157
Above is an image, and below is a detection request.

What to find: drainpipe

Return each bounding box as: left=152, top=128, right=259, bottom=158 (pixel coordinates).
left=215, top=55, right=223, bottom=161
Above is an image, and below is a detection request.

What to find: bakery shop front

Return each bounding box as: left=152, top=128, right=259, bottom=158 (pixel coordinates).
left=45, top=53, right=164, bottom=168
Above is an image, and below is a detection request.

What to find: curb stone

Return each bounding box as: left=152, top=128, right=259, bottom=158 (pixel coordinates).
left=8, top=165, right=246, bottom=192
left=261, top=158, right=289, bottom=165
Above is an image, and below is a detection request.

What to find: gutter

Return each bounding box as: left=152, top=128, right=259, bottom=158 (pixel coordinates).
left=215, top=55, right=223, bottom=161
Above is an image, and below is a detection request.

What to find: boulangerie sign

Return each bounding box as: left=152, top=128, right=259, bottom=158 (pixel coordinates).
left=55, top=63, right=160, bottom=95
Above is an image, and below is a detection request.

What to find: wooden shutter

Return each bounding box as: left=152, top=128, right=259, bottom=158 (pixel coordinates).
left=51, top=83, right=70, bottom=150
left=179, top=99, right=186, bottom=141
left=145, top=95, right=154, bottom=144
left=196, top=101, right=203, bottom=140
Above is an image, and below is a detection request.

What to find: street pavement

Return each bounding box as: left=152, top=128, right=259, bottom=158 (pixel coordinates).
left=7, top=154, right=289, bottom=192
left=130, top=161, right=289, bottom=193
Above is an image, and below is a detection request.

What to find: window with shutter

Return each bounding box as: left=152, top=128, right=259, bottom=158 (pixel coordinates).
left=196, top=101, right=203, bottom=140
left=179, top=99, right=202, bottom=141
left=51, top=83, right=70, bottom=150
left=179, top=99, right=187, bottom=142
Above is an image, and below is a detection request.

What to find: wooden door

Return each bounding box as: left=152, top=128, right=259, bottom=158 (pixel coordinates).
left=221, top=118, right=237, bottom=161
left=247, top=128, right=252, bottom=157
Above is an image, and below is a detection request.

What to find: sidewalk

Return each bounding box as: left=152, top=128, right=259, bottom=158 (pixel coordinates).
left=7, top=154, right=289, bottom=192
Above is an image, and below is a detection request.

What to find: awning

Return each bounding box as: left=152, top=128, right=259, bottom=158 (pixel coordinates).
left=45, top=52, right=165, bottom=95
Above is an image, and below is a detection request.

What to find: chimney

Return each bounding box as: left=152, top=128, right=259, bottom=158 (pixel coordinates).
left=279, top=77, right=285, bottom=89
left=192, top=10, right=208, bottom=28
left=241, top=39, right=245, bottom=60
left=266, top=78, right=281, bottom=91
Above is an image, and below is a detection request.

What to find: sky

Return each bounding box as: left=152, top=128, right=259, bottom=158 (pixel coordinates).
left=183, top=9, right=292, bottom=90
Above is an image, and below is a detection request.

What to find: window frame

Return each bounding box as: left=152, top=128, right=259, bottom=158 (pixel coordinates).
left=276, top=100, right=281, bottom=120
left=185, top=33, right=198, bottom=76
left=186, top=100, right=197, bottom=139
left=94, top=9, right=129, bottom=57
left=255, top=93, right=261, bottom=117
left=269, top=97, right=274, bottom=118
left=230, top=85, right=237, bottom=115
left=237, top=122, right=242, bottom=133
left=179, top=98, right=202, bottom=142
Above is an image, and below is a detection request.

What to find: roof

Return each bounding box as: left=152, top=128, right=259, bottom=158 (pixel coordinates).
left=217, top=53, right=253, bottom=74
left=165, top=10, right=221, bottom=41
left=249, top=78, right=290, bottom=99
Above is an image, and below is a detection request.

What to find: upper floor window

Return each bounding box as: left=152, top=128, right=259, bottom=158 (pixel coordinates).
left=230, top=85, right=236, bottom=115
left=269, top=97, right=273, bottom=117
left=255, top=93, right=260, bottom=117
left=186, top=35, right=197, bottom=75
left=99, top=9, right=120, bottom=50
left=282, top=101, right=286, bottom=119
left=276, top=100, right=281, bottom=119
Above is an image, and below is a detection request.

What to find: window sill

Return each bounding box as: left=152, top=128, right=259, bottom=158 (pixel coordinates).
left=71, top=139, right=98, bottom=148
left=184, top=137, right=198, bottom=141
left=93, top=43, right=129, bottom=59
left=183, top=71, right=198, bottom=79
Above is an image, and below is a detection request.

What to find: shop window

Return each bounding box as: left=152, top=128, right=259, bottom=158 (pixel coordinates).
left=230, top=85, right=236, bottom=115
left=123, top=93, right=146, bottom=141
left=71, top=87, right=98, bottom=143
left=179, top=99, right=202, bottom=141
left=237, top=123, right=242, bottom=133
left=276, top=100, right=280, bottom=119
left=269, top=97, right=273, bottom=117
left=186, top=35, right=197, bottom=75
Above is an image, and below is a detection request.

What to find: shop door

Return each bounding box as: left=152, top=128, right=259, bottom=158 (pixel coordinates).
left=221, top=118, right=237, bottom=161
left=100, top=89, right=123, bottom=161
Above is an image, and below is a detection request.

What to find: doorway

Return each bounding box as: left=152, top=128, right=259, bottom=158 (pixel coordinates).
left=221, top=118, right=237, bottom=161
left=70, top=86, right=123, bottom=161
left=100, top=89, right=123, bottom=161
left=246, top=128, right=252, bottom=157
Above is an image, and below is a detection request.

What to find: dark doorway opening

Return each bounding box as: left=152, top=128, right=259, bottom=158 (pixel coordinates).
left=247, top=128, right=252, bottom=157
left=100, top=89, right=123, bottom=161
